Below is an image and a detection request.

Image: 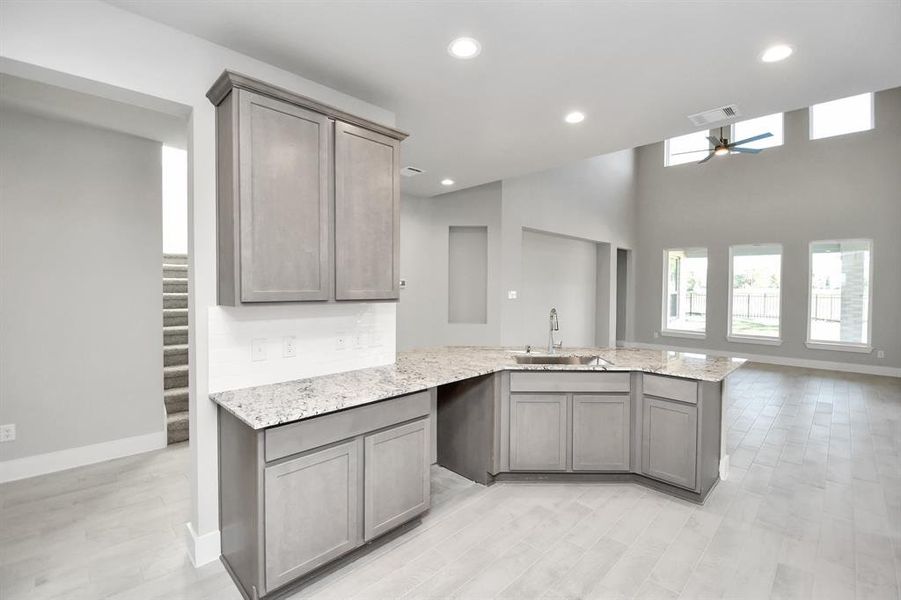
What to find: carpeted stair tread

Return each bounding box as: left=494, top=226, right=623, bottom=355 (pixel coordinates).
left=167, top=411, right=189, bottom=444
left=163, top=308, right=188, bottom=327
left=164, top=387, right=189, bottom=414
left=163, top=293, right=188, bottom=309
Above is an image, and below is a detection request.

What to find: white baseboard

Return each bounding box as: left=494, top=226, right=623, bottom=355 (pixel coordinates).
left=719, top=454, right=730, bottom=481
left=186, top=521, right=221, bottom=567
left=627, top=341, right=901, bottom=378
left=0, top=429, right=167, bottom=483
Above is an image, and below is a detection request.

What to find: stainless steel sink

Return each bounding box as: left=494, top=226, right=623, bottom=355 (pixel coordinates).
left=513, top=354, right=606, bottom=365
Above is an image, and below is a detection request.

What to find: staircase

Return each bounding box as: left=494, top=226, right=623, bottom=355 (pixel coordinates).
left=163, top=253, right=189, bottom=444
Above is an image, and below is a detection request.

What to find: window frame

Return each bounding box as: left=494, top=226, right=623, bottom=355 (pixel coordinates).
left=805, top=238, right=874, bottom=353
left=726, top=243, right=784, bottom=346
left=660, top=247, right=708, bottom=339
left=663, top=130, right=711, bottom=167
left=809, top=92, right=875, bottom=141
left=729, top=112, right=784, bottom=151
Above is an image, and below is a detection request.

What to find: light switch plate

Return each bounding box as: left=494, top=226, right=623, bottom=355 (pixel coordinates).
left=251, top=338, right=267, bottom=362
left=283, top=336, right=297, bottom=358
left=0, top=424, right=16, bottom=443
left=399, top=279, right=407, bottom=289
left=877, top=350, right=885, bottom=359
left=507, top=290, right=518, bottom=300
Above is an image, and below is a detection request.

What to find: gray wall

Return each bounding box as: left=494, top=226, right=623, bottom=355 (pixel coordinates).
left=397, top=183, right=503, bottom=351
left=520, top=230, right=598, bottom=348
left=499, top=150, right=638, bottom=346
left=0, top=108, right=164, bottom=460
left=633, top=87, right=901, bottom=369
left=399, top=150, right=638, bottom=351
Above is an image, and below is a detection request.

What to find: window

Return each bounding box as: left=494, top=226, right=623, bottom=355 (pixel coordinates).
left=662, top=248, right=708, bottom=336
left=808, top=240, right=873, bottom=351
left=728, top=244, right=782, bottom=344
left=731, top=113, right=784, bottom=150
left=810, top=93, right=874, bottom=140
left=664, top=130, right=710, bottom=167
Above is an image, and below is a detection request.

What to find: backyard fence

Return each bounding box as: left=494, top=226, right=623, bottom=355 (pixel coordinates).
left=685, top=292, right=842, bottom=322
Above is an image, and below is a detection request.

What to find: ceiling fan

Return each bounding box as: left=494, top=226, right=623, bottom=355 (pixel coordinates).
left=673, top=126, right=774, bottom=164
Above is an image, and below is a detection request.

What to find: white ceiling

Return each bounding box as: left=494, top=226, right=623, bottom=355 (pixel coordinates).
left=107, top=1, right=901, bottom=197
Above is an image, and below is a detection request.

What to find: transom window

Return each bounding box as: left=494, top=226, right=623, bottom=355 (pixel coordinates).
left=728, top=244, right=782, bottom=344
left=807, top=239, right=873, bottom=351
left=810, top=93, right=874, bottom=140
left=664, top=131, right=710, bottom=167
left=662, top=248, right=708, bottom=336
left=731, top=113, right=784, bottom=150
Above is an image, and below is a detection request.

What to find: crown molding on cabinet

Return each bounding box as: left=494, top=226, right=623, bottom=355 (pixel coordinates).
left=206, top=70, right=409, bottom=141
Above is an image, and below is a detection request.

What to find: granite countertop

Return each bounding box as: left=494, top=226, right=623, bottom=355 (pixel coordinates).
left=210, top=346, right=746, bottom=430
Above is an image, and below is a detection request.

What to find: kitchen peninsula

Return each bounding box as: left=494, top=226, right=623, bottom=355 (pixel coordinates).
left=212, top=346, right=744, bottom=599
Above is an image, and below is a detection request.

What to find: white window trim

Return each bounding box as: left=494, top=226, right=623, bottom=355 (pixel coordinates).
left=726, top=244, right=783, bottom=346
left=661, top=247, right=708, bottom=338
left=806, top=238, right=874, bottom=353
left=809, top=92, right=875, bottom=141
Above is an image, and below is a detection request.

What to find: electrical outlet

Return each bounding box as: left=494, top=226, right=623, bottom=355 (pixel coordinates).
left=877, top=350, right=885, bottom=359
left=251, top=338, right=267, bottom=362
left=654, top=331, right=660, bottom=339
left=352, top=332, right=364, bottom=349
left=507, top=290, right=518, bottom=300
left=283, top=336, right=297, bottom=358
left=0, top=424, right=16, bottom=443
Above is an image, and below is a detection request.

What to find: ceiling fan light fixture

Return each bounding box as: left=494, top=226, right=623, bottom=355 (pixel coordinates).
left=714, top=146, right=729, bottom=156
left=761, top=44, right=793, bottom=63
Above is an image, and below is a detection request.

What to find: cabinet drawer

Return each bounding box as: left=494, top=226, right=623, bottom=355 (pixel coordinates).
left=265, top=390, right=430, bottom=462
left=643, top=374, right=697, bottom=404
left=509, top=371, right=629, bottom=393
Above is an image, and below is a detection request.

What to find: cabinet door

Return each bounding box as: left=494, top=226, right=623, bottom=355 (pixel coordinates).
left=364, top=419, right=430, bottom=540
left=238, top=91, right=330, bottom=302
left=572, top=394, right=630, bottom=471
left=264, top=439, right=362, bottom=592
left=509, top=394, right=567, bottom=471
left=641, top=396, right=698, bottom=490
left=334, top=121, right=400, bottom=300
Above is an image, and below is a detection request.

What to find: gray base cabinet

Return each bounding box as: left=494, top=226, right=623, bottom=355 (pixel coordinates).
left=264, top=439, right=362, bottom=590
left=572, top=394, right=630, bottom=471
left=641, top=396, right=698, bottom=490
left=364, top=419, right=430, bottom=540
left=509, top=393, right=567, bottom=471
left=218, top=391, right=430, bottom=599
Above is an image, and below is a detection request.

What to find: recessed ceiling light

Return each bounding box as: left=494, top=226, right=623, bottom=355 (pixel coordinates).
left=761, top=44, right=793, bottom=63
left=441, top=178, right=455, bottom=186
left=448, top=37, right=481, bottom=59
left=564, top=111, right=585, bottom=124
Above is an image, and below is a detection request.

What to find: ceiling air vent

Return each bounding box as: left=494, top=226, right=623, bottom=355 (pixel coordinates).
left=687, top=104, right=741, bottom=127
left=400, top=166, right=425, bottom=178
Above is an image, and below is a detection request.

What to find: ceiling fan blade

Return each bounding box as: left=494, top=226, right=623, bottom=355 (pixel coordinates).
left=731, top=147, right=762, bottom=154
left=671, top=149, right=709, bottom=155
left=728, top=132, right=773, bottom=147
left=697, top=152, right=716, bottom=164
left=707, top=136, right=723, bottom=147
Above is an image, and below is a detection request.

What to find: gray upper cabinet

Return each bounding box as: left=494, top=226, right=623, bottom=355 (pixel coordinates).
left=263, top=438, right=363, bottom=592
left=208, top=71, right=407, bottom=305
left=572, top=394, right=630, bottom=471
left=509, top=393, right=567, bottom=471
left=363, top=418, right=430, bottom=540
left=335, top=122, right=401, bottom=300
left=641, top=395, right=698, bottom=490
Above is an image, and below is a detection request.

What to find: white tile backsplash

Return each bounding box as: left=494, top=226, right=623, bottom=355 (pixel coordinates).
left=208, top=302, right=396, bottom=393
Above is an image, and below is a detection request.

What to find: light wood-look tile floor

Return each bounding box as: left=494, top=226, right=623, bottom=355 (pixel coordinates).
left=2, top=363, right=899, bottom=599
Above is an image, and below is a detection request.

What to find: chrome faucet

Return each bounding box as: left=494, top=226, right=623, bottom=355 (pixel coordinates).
left=548, top=308, right=562, bottom=354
